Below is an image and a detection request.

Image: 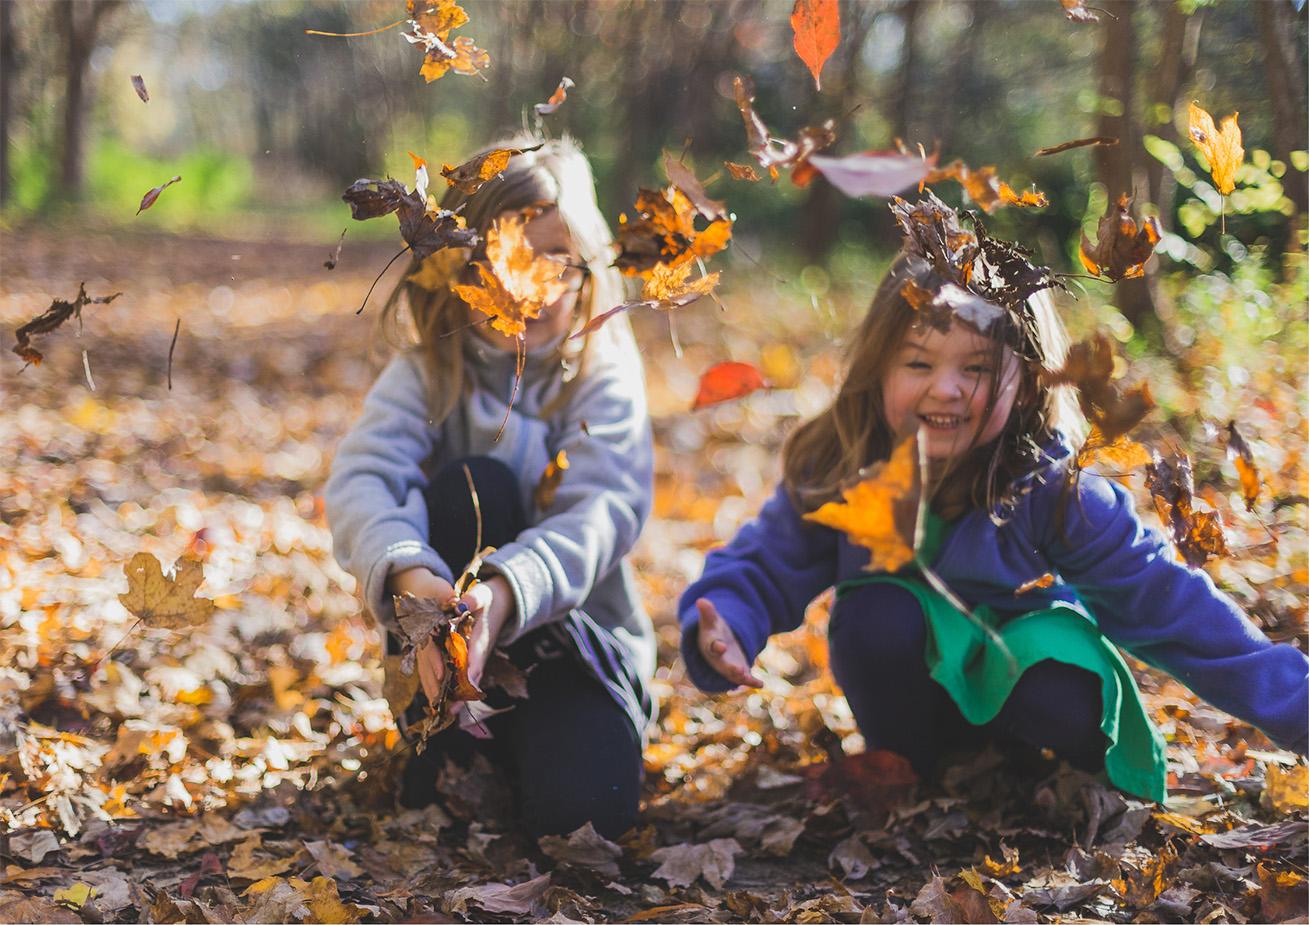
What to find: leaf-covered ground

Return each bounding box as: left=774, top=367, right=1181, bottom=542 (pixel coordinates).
left=2, top=227, right=1306, bottom=923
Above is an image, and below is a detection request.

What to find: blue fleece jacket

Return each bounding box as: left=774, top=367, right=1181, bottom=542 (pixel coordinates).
left=679, top=441, right=1309, bottom=755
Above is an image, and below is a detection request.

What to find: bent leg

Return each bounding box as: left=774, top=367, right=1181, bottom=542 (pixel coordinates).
left=991, top=659, right=1107, bottom=772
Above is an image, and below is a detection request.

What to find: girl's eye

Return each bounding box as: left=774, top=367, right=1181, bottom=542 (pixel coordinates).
left=906, top=360, right=931, bottom=370
left=966, top=364, right=993, bottom=375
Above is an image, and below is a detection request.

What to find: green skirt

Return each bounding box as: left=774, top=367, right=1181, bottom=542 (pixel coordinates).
left=834, top=573, right=1167, bottom=803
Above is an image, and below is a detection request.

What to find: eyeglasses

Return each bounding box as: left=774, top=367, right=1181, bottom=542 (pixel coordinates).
left=556, top=262, right=590, bottom=295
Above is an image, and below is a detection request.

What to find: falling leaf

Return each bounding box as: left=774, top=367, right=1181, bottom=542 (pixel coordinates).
left=407, top=246, right=472, bottom=292
left=131, top=74, right=149, bottom=102
left=923, top=160, right=1047, bottom=212
left=808, top=148, right=937, bottom=199
left=440, top=144, right=543, bottom=195
left=452, top=213, right=568, bottom=337
left=342, top=175, right=479, bottom=261
left=574, top=260, right=719, bottom=337
left=649, top=838, right=741, bottom=890
left=1188, top=101, right=1243, bottom=196
left=614, top=184, right=732, bottom=276
left=404, top=0, right=489, bottom=82
left=323, top=228, right=346, bottom=270
left=534, top=450, right=570, bottom=510
left=119, top=552, right=215, bottom=630
left=1146, top=451, right=1231, bottom=568
left=1059, top=0, right=1100, bottom=22
left=136, top=175, right=182, bottom=215
left=1077, top=427, right=1153, bottom=471
left=803, top=436, right=919, bottom=573
left=732, top=76, right=836, bottom=183
left=1264, top=763, right=1309, bottom=814
left=724, top=161, right=762, bottom=182
left=1079, top=194, right=1161, bottom=282
left=1225, top=420, right=1261, bottom=511
left=1014, top=573, right=1056, bottom=596
left=663, top=154, right=729, bottom=221
left=408, top=150, right=430, bottom=202
left=1043, top=334, right=1155, bottom=443
left=1035, top=135, right=1118, bottom=157
left=790, top=0, right=840, bottom=91
left=534, top=76, right=575, bottom=116
left=692, top=362, right=767, bottom=411
left=12, top=283, right=122, bottom=366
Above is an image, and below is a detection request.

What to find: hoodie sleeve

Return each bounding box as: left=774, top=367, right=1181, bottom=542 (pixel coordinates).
left=481, top=322, right=653, bottom=644
left=678, top=484, right=840, bottom=692
left=323, top=352, right=454, bottom=630
left=1041, top=472, right=1309, bottom=755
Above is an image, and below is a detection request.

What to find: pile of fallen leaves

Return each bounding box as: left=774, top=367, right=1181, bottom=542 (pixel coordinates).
left=1, top=223, right=1305, bottom=923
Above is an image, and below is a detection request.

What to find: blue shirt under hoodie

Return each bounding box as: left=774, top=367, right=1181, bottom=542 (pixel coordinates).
left=679, top=438, right=1309, bottom=756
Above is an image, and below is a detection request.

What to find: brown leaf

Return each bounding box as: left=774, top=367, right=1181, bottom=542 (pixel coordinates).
left=445, top=873, right=553, bottom=916
left=1059, top=0, right=1100, bottom=23
left=1263, top=763, right=1309, bottom=814
left=1225, top=420, right=1261, bottom=512
left=923, top=160, right=1047, bottom=213
left=534, top=76, right=575, bottom=116
left=1014, top=573, right=1055, bottom=596
left=1259, top=863, right=1308, bottom=923
left=790, top=0, right=840, bottom=91
left=910, top=876, right=966, bottom=924
left=649, top=839, right=741, bottom=890
left=663, top=154, right=729, bottom=221
left=724, top=161, right=761, bottom=182
left=443, top=626, right=486, bottom=702
left=13, top=283, right=122, bottom=366
left=342, top=177, right=480, bottom=259
left=323, top=228, right=346, bottom=270
left=131, top=74, right=149, bottom=102
left=301, top=840, right=363, bottom=880
left=227, top=835, right=295, bottom=882
left=440, top=144, right=543, bottom=195
left=1043, top=333, right=1155, bottom=442
left=692, top=361, right=767, bottom=411
left=382, top=654, right=420, bottom=722
left=534, top=450, right=570, bottom=510
left=1079, top=194, right=1161, bottom=281
left=732, top=75, right=836, bottom=182
left=1034, top=135, right=1118, bottom=157
left=614, top=184, right=732, bottom=276
left=1145, top=451, right=1231, bottom=569
left=137, top=174, right=181, bottom=214
left=0, top=892, right=81, bottom=925
left=119, top=552, right=215, bottom=630
left=538, top=822, right=623, bottom=878
left=482, top=650, right=529, bottom=699
left=407, top=0, right=489, bottom=82
left=1188, top=101, right=1243, bottom=196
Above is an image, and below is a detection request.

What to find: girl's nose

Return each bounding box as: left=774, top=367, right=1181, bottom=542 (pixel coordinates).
left=926, top=370, right=966, bottom=402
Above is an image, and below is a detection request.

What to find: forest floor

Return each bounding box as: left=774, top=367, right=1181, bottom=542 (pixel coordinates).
left=1, top=227, right=1306, bottom=924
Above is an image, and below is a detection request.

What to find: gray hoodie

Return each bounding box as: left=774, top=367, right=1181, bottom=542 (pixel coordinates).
left=323, top=317, right=656, bottom=685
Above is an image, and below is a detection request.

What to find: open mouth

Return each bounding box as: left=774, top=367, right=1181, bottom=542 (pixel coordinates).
left=919, top=413, right=970, bottom=430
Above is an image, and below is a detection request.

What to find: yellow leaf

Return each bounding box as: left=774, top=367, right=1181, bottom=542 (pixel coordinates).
left=118, top=552, right=215, bottom=630
left=452, top=214, right=567, bottom=338
left=642, top=260, right=719, bottom=305
left=1188, top=102, right=1244, bottom=195
left=407, top=247, right=471, bottom=292
left=54, top=883, right=94, bottom=909
left=803, top=436, right=918, bottom=573
left=410, top=0, right=468, bottom=40
left=1077, top=427, right=1153, bottom=471
left=534, top=450, right=570, bottom=511
left=1265, top=763, right=1309, bottom=814
left=306, top=875, right=361, bottom=924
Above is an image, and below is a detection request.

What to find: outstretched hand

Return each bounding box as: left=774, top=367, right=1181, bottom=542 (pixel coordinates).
left=695, top=597, right=763, bottom=689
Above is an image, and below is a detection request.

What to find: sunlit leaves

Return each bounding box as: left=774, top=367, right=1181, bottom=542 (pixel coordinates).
left=614, top=174, right=733, bottom=277
left=1226, top=420, right=1262, bottom=512
left=803, top=436, right=919, bottom=574
left=405, top=0, right=489, bottom=82
left=923, top=160, right=1048, bottom=213
left=1043, top=333, right=1155, bottom=443
left=575, top=259, right=720, bottom=337
left=732, top=75, right=836, bottom=184
left=1188, top=101, right=1244, bottom=196
left=119, top=552, right=215, bottom=630
left=790, top=0, right=840, bottom=91
left=451, top=213, right=568, bottom=337
left=1079, top=194, right=1161, bottom=282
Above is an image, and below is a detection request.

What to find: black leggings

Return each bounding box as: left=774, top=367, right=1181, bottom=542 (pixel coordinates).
left=397, top=456, right=643, bottom=840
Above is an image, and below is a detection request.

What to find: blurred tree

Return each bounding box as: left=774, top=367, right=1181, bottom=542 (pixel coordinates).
left=57, top=0, right=125, bottom=200
left=1, top=1, right=15, bottom=207
left=1254, top=0, right=1308, bottom=222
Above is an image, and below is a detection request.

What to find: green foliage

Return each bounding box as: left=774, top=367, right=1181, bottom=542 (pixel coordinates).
left=87, top=139, right=253, bottom=227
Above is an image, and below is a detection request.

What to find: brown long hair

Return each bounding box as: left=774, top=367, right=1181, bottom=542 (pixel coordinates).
left=782, top=253, right=1085, bottom=521
left=376, top=135, right=625, bottom=424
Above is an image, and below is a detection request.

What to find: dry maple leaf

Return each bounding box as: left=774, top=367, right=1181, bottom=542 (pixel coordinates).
left=451, top=213, right=567, bottom=337
left=1079, top=193, right=1161, bottom=282
left=790, top=0, right=840, bottom=91
left=404, top=0, right=489, bottom=82
left=692, top=361, right=768, bottom=411
left=118, top=552, right=215, bottom=630
left=533, top=449, right=570, bottom=510
left=1077, top=426, right=1153, bottom=471
left=614, top=184, right=732, bottom=276
left=341, top=178, right=479, bottom=260
left=12, top=283, right=122, bottom=366
left=1145, top=451, right=1231, bottom=569
left=534, top=76, right=575, bottom=116
left=663, top=154, right=729, bottom=221
left=1188, top=101, right=1243, bottom=196
left=803, top=436, right=919, bottom=573
left=137, top=175, right=182, bottom=215
left=1225, top=420, right=1261, bottom=512
left=1043, top=333, right=1155, bottom=443
left=575, top=260, right=720, bottom=337
left=440, top=143, right=542, bottom=195
left=922, top=160, right=1047, bottom=213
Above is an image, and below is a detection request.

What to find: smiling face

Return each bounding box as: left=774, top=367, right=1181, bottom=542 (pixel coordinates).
left=880, top=322, right=1022, bottom=461
left=476, top=207, right=587, bottom=352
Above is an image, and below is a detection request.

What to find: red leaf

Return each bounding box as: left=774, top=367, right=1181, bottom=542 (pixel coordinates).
left=692, top=361, right=767, bottom=411
left=790, top=0, right=840, bottom=91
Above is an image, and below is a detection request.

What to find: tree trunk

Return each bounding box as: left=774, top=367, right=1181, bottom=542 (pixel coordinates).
left=887, top=0, right=921, bottom=141
left=57, top=0, right=122, bottom=201
left=1255, top=0, right=1309, bottom=222
left=0, top=0, right=15, bottom=208
left=1093, top=0, right=1155, bottom=332
left=1143, top=0, right=1198, bottom=234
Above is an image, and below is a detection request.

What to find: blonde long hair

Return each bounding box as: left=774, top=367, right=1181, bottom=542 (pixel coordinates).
left=377, top=135, right=625, bottom=424
left=782, top=254, right=1085, bottom=520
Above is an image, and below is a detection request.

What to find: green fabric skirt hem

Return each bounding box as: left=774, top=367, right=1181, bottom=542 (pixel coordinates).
left=834, top=574, right=1167, bottom=803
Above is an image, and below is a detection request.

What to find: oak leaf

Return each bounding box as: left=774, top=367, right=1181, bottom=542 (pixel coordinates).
left=803, top=436, right=919, bottom=573
left=533, top=450, right=570, bottom=510
left=119, top=552, right=215, bottom=630
left=452, top=214, right=567, bottom=337
left=1080, top=194, right=1161, bottom=281
left=692, top=361, right=767, bottom=411
left=790, top=0, right=840, bottom=91
left=136, top=175, right=182, bottom=215
left=534, top=76, right=575, bottom=116
left=1188, top=101, right=1243, bottom=196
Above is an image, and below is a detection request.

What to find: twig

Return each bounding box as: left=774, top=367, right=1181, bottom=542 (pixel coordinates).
left=81, top=350, right=95, bottom=391
left=167, top=318, right=180, bottom=390
left=357, top=245, right=413, bottom=315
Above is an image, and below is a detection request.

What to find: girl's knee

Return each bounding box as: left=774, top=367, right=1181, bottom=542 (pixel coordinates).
left=829, top=582, right=928, bottom=663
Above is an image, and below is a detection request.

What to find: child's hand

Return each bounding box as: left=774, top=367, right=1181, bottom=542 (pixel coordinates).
left=390, top=567, right=458, bottom=702
left=696, top=598, right=763, bottom=689
left=456, top=575, right=515, bottom=694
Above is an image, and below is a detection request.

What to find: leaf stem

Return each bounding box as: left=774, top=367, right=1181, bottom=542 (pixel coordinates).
left=357, top=245, right=412, bottom=315
left=304, top=17, right=408, bottom=38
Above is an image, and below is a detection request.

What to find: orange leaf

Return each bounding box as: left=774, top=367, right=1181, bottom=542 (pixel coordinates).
left=534, top=76, right=575, bottom=116
left=1188, top=101, right=1243, bottom=196
left=1078, top=194, right=1161, bottom=282
left=443, top=630, right=485, bottom=702
left=451, top=214, right=567, bottom=337
left=724, top=161, right=761, bottom=182
left=790, top=0, right=840, bottom=91
left=692, top=362, right=767, bottom=411
left=533, top=450, right=570, bottom=510
left=1225, top=420, right=1261, bottom=512
left=803, top=436, right=918, bottom=573
left=1014, top=573, right=1056, bottom=596
left=923, top=160, right=1046, bottom=213
left=440, top=144, right=540, bottom=195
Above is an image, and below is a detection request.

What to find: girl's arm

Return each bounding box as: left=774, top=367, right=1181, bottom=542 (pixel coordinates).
left=678, top=484, right=840, bottom=692
left=481, top=325, right=653, bottom=643
left=323, top=353, right=454, bottom=629
left=1042, top=472, right=1309, bottom=754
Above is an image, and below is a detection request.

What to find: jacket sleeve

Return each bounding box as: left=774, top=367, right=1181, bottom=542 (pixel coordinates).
left=482, top=322, right=653, bottom=644
left=678, top=484, right=840, bottom=692
left=1042, top=472, right=1309, bottom=755
left=323, top=353, right=454, bottom=630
